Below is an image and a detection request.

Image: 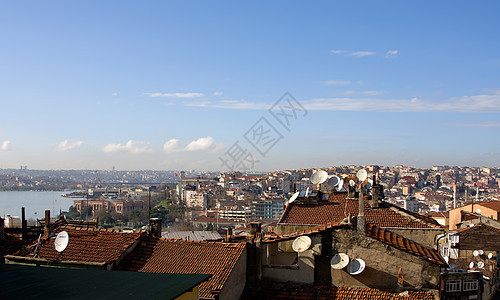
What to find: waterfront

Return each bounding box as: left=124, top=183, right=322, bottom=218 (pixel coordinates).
left=0, top=191, right=82, bottom=220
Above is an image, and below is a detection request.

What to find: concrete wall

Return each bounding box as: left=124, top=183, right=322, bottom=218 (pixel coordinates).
left=220, top=247, right=247, bottom=300
left=261, top=243, right=315, bottom=284
left=449, top=203, right=499, bottom=230
left=331, top=229, right=441, bottom=290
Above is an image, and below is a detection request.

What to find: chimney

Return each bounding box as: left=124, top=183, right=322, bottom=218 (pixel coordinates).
left=226, top=227, right=233, bottom=242
left=148, top=218, right=162, bottom=238
left=0, top=216, right=4, bottom=239
left=357, top=190, right=366, bottom=234
left=21, top=207, right=27, bottom=241
left=346, top=175, right=357, bottom=199
left=44, top=210, right=51, bottom=237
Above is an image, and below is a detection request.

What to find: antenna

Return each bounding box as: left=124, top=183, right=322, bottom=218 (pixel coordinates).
left=346, top=258, right=366, bottom=275
left=330, top=253, right=349, bottom=269
left=54, top=231, right=69, bottom=252
left=292, top=236, right=312, bottom=252
left=310, top=170, right=328, bottom=185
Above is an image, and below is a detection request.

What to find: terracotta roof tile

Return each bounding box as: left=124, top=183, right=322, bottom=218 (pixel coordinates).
left=17, top=227, right=143, bottom=263
left=365, top=224, right=447, bottom=266
left=118, top=238, right=246, bottom=299
left=243, top=284, right=437, bottom=300
left=279, top=192, right=441, bottom=229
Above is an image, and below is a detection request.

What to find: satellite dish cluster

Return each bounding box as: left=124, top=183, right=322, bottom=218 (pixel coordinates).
left=467, top=249, right=495, bottom=271
left=330, top=252, right=366, bottom=275
left=286, top=168, right=378, bottom=207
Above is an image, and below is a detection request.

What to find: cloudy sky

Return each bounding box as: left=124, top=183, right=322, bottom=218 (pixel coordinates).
left=1, top=1, right=499, bottom=171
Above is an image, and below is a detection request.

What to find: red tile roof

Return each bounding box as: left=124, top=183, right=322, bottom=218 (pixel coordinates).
left=453, top=223, right=500, bottom=234
left=476, top=200, right=500, bottom=211
left=279, top=192, right=441, bottom=229
left=365, top=224, right=447, bottom=266
left=18, top=227, right=143, bottom=263
left=118, top=238, right=246, bottom=299
left=243, top=284, right=437, bottom=300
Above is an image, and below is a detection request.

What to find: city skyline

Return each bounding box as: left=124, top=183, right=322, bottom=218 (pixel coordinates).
left=1, top=1, right=500, bottom=171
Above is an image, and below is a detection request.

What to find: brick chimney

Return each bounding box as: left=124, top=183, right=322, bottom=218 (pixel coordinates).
left=148, top=218, right=162, bottom=238
left=44, top=210, right=51, bottom=237
left=357, top=190, right=366, bottom=234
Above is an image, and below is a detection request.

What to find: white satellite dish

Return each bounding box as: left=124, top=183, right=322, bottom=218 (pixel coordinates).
left=327, top=175, right=340, bottom=187
left=330, top=253, right=350, bottom=269
left=289, top=192, right=300, bottom=204
left=476, top=209, right=481, bottom=214
left=292, top=236, right=312, bottom=252
left=473, top=250, right=479, bottom=257
left=311, top=170, right=328, bottom=185
left=444, top=256, right=449, bottom=264
left=469, top=261, right=475, bottom=269
left=54, top=231, right=69, bottom=252
left=337, top=179, right=344, bottom=191
left=346, top=258, right=366, bottom=275
left=349, top=179, right=356, bottom=187
left=305, top=187, right=310, bottom=197
left=478, top=261, right=485, bottom=268
left=356, top=169, right=368, bottom=182
left=478, top=250, right=484, bottom=255
left=488, top=253, right=493, bottom=259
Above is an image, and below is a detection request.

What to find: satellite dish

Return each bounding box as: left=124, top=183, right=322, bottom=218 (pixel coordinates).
left=349, top=179, right=356, bottom=187
left=337, top=179, right=344, bottom=191
left=478, top=261, right=485, bottom=268
left=327, top=175, right=340, bottom=187
left=469, top=261, right=475, bottom=269
left=311, top=170, right=328, bottom=185
left=365, top=179, right=373, bottom=190
left=473, top=250, right=479, bottom=257
left=330, top=253, right=349, bottom=269
left=477, top=209, right=481, bottom=214
left=444, top=256, right=449, bottom=264
left=54, top=231, right=69, bottom=252
left=356, top=169, right=368, bottom=182
left=346, top=258, right=365, bottom=275
left=488, top=253, right=493, bottom=259
left=478, top=250, right=484, bottom=255
left=305, top=187, right=310, bottom=197
left=292, top=236, right=312, bottom=252
left=289, top=192, right=300, bottom=204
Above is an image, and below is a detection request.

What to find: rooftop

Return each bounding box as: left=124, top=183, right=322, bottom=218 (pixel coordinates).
left=118, top=238, right=246, bottom=299
left=279, top=192, right=441, bottom=229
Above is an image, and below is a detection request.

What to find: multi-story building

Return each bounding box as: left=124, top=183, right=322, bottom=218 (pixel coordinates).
left=251, top=197, right=285, bottom=220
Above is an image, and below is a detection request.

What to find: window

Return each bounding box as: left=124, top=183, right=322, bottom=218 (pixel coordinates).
left=446, top=280, right=461, bottom=292
left=463, top=280, right=478, bottom=291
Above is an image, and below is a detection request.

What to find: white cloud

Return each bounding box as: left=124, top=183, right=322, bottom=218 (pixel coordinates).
left=184, top=136, right=216, bottom=152
left=323, top=80, right=352, bottom=86
left=111, top=92, right=118, bottom=96
left=213, top=91, right=223, bottom=96
left=1, top=140, right=10, bottom=151
left=163, top=139, right=180, bottom=153
left=55, top=139, right=83, bottom=152
left=102, top=140, right=152, bottom=154
left=386, top=50, right=398, bottom=57
left=330, top=49, right=347, bottom=54
left=179, top=90, right=500, bottom=112
left=350, top=51, right=376, bottom=57
left=449, top=121, right=500, bottom=128
left=303, top=90, right=500, bottom=112
left=144, top=92, right=204, bottom=98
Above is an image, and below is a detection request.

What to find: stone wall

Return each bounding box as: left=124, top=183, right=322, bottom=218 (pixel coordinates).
left=331, top=229, right=441, bottom=290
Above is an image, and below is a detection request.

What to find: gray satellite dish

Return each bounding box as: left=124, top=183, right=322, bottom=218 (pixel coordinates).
left=365, top=179, right=373, bottom=189
left=478, top=261, right=485, bottom=268
left=54, top=231, right=69, bottom=252
left=330, top=253, right=349, bottom=269
left=356, top=169, right=368, bottom=182
left=311, top=170, right=328, bottom=185
left=327, top=175, right=340, bottom=187
left=289, top=192, right=300, bottom=204
left=346, top=258, right=366, bottom=275
left=292, top=236, right=312, bottom=252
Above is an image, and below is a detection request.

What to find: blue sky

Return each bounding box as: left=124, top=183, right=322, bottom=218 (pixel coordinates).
left=1, top=1, right=499, bottom=171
